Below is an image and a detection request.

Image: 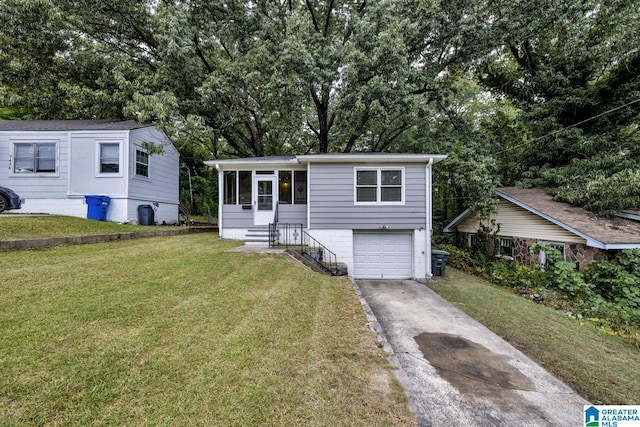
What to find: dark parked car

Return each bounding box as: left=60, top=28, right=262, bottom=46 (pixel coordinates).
left=0, top=186, right=22, bottom=213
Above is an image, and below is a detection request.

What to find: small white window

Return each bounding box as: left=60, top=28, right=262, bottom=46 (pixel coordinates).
left=355, top=168, right=404, bottom=205
left=538, top=241, right=566, bottom=268
left=100, top=143, right=120, bottom=173
left=135, top=149, right=149, bottom=177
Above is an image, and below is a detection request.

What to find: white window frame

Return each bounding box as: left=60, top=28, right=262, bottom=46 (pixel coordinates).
left=538, top=241, right=566, bottom=267
left=10, top=140, right=59, bottom=176
left=96, top=140, right=123, bottom=177
left=354, top=167, right=405, bottom=205
left=134, top=147, right=150, bottom=179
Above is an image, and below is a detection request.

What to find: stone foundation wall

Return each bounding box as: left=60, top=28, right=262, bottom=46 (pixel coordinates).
left=456, top=232, right=612, bottom=271
left=512, top=237, right=536, bottom=265
left=565, top=243, right=611, bottom=271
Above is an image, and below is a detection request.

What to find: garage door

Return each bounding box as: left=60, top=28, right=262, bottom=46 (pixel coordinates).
left=353, top=233, right=412, bottom=279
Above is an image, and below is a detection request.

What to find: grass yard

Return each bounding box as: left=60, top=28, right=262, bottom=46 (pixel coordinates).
left=0, top=215, right=153, bottom=240
left=0, top=233, right=413, bottom=426
left=429, top=268, right=640, bottom=405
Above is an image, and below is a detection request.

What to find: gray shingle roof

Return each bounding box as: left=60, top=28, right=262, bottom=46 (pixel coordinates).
left=0, top=120, right=150, bottom=131
left=497, top=187, right=640, bottom=246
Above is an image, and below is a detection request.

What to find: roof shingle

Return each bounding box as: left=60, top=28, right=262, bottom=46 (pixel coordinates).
left=0, top=120, right=150, bottom=131
left=497, top=187, right=640, bottom=245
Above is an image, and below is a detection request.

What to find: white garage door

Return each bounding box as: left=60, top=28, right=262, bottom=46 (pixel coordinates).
left=353, top=233, right=413, bottom=279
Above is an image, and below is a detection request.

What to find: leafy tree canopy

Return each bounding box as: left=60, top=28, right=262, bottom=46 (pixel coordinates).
left=1, top=0, right=639, bottom=217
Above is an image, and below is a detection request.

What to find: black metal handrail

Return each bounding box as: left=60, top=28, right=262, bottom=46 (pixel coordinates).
left=269, top=222, right=303, bottom=248
left=268, top=203, right=280, bottom=247
left=268, top=222, right=340, bottom=275
left=300, top=230, right=339, bottom=275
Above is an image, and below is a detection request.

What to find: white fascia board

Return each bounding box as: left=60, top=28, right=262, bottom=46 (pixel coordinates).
left=443, top=208, right=473, bottom=233
left=617, top=212, right=640, bottom=222
left=296, top=154, right=448, bottom=164
left=603, top=243, right=640, bottom=250
left=204, top=158, right=300, bottom=170
left=496, top=191, right=607, bottom=249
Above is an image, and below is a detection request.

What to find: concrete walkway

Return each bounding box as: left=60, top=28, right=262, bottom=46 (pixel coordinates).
left=355, top=279, right=589, bottom=427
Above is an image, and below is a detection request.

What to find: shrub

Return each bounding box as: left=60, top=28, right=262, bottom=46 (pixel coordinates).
left=445, top=241, right=640, bottom=344
left=490, top=258, right=546, bottom=289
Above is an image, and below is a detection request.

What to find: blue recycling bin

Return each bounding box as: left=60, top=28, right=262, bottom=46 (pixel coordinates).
left=85, top=195, right=111, bottom=221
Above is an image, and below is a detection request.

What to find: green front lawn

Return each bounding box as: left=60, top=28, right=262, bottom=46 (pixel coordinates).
left=0, top=215, right=153, bottom=240
left=0, top=234, right=413, bottom=426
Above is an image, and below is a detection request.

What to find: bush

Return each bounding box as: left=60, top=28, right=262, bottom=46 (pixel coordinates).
left=490, top=257, right=546, bottom=289
left=445, top=241, right=640, bottom=345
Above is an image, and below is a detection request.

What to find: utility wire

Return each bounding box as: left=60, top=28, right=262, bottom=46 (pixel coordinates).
left=494, top=97, right=640, bottom=155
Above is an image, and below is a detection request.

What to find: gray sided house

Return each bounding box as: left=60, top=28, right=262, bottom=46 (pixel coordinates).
left=0, top=120, right=180, bottom=224
left=206, top=153, right=447, bottom=279
left=444, top=187, right=640, bottom=270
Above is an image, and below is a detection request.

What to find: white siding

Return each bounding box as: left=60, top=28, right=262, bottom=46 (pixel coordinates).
left=125, top=127, right=180, bottom=224
left=69, top=132, right=128, bottom=197
left=128, top=127, right=179, bottom=204
left=458, top=200, right=586, bottom=244
left=0, top=131, right=70, bottom=199
left=1, top=125, right=179, bottom=223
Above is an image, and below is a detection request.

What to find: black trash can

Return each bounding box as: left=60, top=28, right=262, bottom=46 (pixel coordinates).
left=431, top=250, right=450, bottom=277
left=138, top=205, right=155, bottom=225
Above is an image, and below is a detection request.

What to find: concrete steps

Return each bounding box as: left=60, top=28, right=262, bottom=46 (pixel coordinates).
left=243, top=226, right=274, bottom=245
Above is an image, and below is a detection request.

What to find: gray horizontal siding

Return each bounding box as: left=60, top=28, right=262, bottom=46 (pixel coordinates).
left=309, top=163, right=427, bottom=229
left=222, top=205, right=254, bottom=228
left=278, top=204, right=307, bottom=227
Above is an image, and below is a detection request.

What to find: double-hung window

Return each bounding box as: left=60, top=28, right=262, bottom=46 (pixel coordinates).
left=355, top=168, right=404, bottom=204
left=99, top=142, right=120, bottom=174
left=13, top=142, right=57, bottom=174
left=135, top=149, right=149, bottom=178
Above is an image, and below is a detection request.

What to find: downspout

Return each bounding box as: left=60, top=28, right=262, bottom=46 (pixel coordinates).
left=426, top=158, right=434, bottom=278
left=215, top=164, right=223, bottom=237
left=307, top=162, right=311, bottom=230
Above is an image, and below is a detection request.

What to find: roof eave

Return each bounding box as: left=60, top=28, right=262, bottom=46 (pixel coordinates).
left=443, top=208, right=473, bottom=233
left=296, top=154, right=448, bottom=164
left=204, top=158, right=301, bottom=170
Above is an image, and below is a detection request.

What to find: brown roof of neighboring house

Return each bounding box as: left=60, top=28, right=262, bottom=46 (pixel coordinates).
left=496, top=187, right=640, bottom=247
left=0, top=120, right=150, bottom=131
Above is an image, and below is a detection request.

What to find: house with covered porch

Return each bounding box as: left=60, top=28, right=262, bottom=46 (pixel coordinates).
left=206, top=153, right=446, bottom=279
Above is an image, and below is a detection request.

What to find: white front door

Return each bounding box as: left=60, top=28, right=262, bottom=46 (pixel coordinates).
left=254, top=176, right=276, bottom=225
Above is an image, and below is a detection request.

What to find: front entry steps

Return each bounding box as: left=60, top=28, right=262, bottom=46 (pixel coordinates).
left=243, top=226, right=273, bottom=245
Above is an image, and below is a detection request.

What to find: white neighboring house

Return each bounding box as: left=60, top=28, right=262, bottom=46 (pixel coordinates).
left=0, top=120, right=180, bottom=224
left=206, top=153, right=447, bottom=279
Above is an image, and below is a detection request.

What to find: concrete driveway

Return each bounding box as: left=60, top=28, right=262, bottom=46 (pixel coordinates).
left=355, top=279, right=589, bottom=427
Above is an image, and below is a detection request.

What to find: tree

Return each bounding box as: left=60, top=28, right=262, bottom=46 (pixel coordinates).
left=477, top=0, right=640, bottom=214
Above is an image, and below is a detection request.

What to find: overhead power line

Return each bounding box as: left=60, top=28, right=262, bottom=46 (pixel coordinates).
left=495, top=97, right=640, bottom=155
